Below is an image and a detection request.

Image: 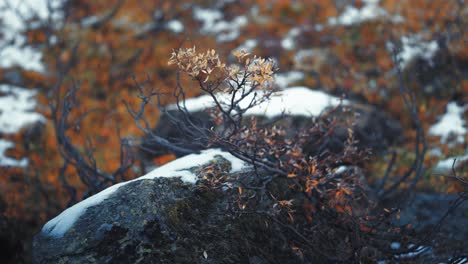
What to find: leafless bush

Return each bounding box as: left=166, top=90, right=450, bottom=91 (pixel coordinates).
left=124, top=47, right=435, bottom=262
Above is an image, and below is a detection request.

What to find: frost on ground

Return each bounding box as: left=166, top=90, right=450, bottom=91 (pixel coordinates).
left=168, top=86, right=346, bottom=118
left=41, top=149, right=249, bottom=238
left=0, top=84, right=46, bottom=135
left=0, top=139, right=28, bottom=167
left=429, top=102, right=466, bottom=145
left=0, top=0, right=63, bottom=72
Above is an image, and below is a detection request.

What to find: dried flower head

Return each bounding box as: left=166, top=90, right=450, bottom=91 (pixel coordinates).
left=168, top=47, right=225, bottom=81
left=168, top=46, right=275, bottom=86
left=245, top=56, right=275, bottom=85
left=232, top=49, right=250, bottom=62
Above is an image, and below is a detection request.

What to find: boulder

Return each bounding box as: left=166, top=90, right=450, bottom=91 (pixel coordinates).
left=34, top=148, right=465, bottom=263
left=33, top=150, right=319, bottom=263
left=140, top=110, right=214, bottom=158
left=392, top=192, right=468, bottom=246
left=142, top=102, right=401, bottom=162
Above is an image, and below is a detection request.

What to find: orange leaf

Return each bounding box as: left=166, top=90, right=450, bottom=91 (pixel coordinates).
left=154, top=154, right=177, bottom=165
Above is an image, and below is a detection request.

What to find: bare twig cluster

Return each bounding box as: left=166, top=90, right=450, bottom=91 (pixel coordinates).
left=125, top=47, right=431, bottom=262
left=50, top=81, right=135, bottom=201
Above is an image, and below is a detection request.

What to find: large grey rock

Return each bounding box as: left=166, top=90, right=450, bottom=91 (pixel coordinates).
left=33, top=178, right=195, bottom=263
left=32, top=155, right=313, bottom=264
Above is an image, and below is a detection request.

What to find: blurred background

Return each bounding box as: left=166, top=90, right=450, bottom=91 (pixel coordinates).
left=0, top=0, right=466, bottom=262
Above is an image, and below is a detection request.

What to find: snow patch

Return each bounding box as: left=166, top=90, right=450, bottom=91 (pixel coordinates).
left=434, top=154, right=468, bottom=172
left=328, top=0, right=402, bottom=26
left=235, top=39, right=258, bottom=53
left=0, top=46, right=44, bottom=72
left=167, top=19, right=184, bottom=33
left=0, top=0, right=63, bottom=72
left=275, top=71, right=304, bottom=88
left=168, top=86, right=347, bottom=118
left=0, top=84, right=46, bottom=134
left=193, top=7, right=247, bottom=42
left=429, top=102, right=466, bottom=145
left=41, top=149, right=249, bottom=238
left=0, top=139, right=28, bottom=167
left=281, top=28, right=301, bottom=50
left=389, top=35, right=439, bottom=68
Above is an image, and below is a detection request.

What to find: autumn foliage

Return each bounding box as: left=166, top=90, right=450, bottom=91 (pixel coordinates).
left=0, top=0, right=466, bottom=262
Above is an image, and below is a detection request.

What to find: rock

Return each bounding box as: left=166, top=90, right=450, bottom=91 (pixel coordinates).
left=33, top=153, right=316, bottom=263
left=34, top=149, right=379, bottom=263
left=139, top=110, right=214, bottom=158
left=276, top=103, right=402, bottom=157
left=142, top=101, right=401, bottom=164
left=336, top=103, right=402, bottom=153
left=392, top=192, right=468, bottom=246
left=402, top=47, right=467, bottom=100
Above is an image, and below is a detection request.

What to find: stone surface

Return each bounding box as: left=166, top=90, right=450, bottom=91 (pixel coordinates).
left=33, top=158, right=314, bottom=263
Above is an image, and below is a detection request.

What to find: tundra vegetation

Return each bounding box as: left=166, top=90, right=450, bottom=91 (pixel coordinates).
left=0, top=0, right=466, bottom=263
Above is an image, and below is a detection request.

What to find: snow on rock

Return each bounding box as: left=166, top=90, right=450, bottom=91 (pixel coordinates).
left=429, top=102, right=466, bottom=145
left=193, top=6, right=248, bottom=42
left=0, top=0, right=63, bottom=72
left=0, top=84, right=46, bottom=134
left=0, top=139, right=28, bottom=167
left=168, top=86, right=347, bottom=118
left=328, top=0, right=403, bottom=26
left=395, top=244, right=431, bottom=259
left=41, top=149, right=249, bottom=238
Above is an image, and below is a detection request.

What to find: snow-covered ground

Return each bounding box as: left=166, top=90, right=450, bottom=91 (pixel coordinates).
left=281, top=28, right=301, bottom=50
left=427, top=102, right=467, bottom=172
left=389, top=35, right=439, bottom=69
left=0, top=0, right=63, bottom=72
left=429, top=102, right=467, bottom=145
left=193, top=6, right=248, bottom=42
left=328, top=0, right=403, bottom=26
left=434, top=154, right=468, bottom=172
left=0, top=139, right=28, bottom=167
left=41, top=149, right=250, bottom=238
left=0, top=85, right=46, bottom=167
left=0, top=1, right=60, bottom=167
left=166, top=19, right=184, bottom=33
left=0, top=85, right=46, bottom=135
